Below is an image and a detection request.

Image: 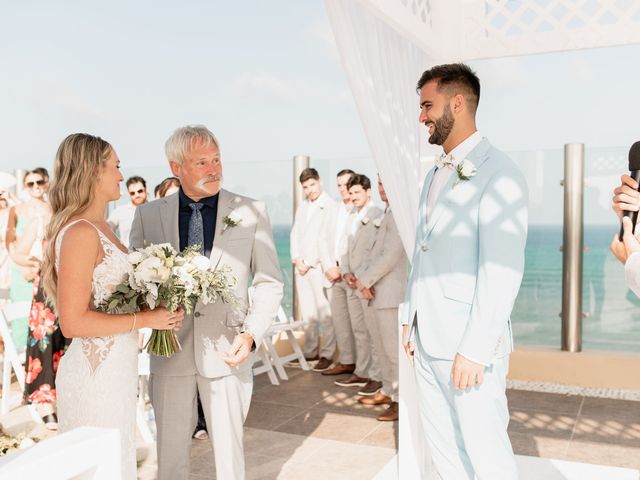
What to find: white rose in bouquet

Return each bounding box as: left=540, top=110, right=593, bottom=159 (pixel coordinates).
left=127, top=251, right=145, bottom=264
left=191, top=255, right=211, bottom=270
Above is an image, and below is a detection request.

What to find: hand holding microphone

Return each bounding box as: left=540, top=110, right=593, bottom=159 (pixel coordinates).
left=611, top=141, right=640, bottom=264
left=614, top=142, right=640, bottom=240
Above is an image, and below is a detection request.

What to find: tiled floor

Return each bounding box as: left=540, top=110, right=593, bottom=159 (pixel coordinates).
left=507, top=390, right=640, bottom=471
left=3, top=368, right=638, bottom=478
left=188, top=366, right=397, bottom=479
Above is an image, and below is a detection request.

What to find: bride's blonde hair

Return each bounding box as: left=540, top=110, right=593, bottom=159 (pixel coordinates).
left=41, top=133, right=112, bottom=310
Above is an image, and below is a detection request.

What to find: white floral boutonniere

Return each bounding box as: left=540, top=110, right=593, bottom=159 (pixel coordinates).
left=222, top=212, right=241, bottom=234
left=361, top=217, right=370, bottom=226
left=373, top=217, right=383, bottom=229
left=453, top=160, right=477, bottom=188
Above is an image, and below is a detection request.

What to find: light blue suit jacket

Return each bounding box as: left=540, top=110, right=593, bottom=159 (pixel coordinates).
left=401, top=138, right=528, bottom=365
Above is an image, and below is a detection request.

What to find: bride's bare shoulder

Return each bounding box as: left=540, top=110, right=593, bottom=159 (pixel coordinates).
left=58, top=220, right=100, bottom=250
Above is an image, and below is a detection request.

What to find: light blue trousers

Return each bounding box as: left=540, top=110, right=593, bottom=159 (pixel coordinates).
left=414, top=337, right=518, bottom=479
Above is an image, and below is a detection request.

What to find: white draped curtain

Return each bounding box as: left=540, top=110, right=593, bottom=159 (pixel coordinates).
left=325, top=0, right=436, bottom=477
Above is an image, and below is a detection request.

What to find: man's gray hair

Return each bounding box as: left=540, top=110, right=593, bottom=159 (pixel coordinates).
left=165, top=125, right=219, bottom=164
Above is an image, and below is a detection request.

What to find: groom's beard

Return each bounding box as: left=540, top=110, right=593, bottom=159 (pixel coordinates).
left=427, top=104, right=455, bottom=146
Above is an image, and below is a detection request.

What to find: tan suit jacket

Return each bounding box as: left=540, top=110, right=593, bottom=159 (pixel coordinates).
left=290, top=192, right=336, bottom=268
left=130, top=189, right=283, bottom=379
left=356, top=209, right=408, bottom=309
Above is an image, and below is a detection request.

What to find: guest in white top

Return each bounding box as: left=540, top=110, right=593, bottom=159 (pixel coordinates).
left=107, top=175, right=148, bottom=247
left=610, top=174, right=640, bottom=295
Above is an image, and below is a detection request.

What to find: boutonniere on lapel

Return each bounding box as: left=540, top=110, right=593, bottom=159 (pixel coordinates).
left=373, top=217, right=383, bottom=229
left=361, top=217, right=370, bottom=226
left=453, top=160, right=477, bottom=188
left=222, top=212, right=241, bottom=234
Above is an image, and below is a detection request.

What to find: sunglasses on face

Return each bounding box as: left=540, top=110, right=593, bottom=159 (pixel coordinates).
left=25, top=180, right=46, bottom=188
left=129, top=189, right=145, bottom=196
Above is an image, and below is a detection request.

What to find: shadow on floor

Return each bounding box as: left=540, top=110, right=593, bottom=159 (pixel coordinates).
left=507, top=390, right=640, bottom=471
left=189, top=366, right=398, bottom=480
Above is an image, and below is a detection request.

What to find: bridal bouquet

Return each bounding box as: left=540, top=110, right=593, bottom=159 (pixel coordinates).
left=97, top=243, right=237, bottom=357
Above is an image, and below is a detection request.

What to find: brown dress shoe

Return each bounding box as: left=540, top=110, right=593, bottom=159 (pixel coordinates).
left=358, top=380, right=383, bottom=396
left=321, top=363, right=356, bottom=376
left=377, top=402, right=398, bottom=421
left=334, top=374, right=368, bottom=387
left=358, top=391, right=392, bottom=405
left=312, top=357, right=333, bottom=372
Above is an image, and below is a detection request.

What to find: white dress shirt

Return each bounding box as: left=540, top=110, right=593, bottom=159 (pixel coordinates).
left=351, top=202, right=374, bottom=236
left=334, top=201, right=353, bottom=258
left=426, top=131, right=483, bottom=220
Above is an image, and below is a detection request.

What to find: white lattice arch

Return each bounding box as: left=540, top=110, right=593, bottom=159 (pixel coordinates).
left=368, top=0, right=640, bottom=60
left=324, top=1, right=640, bottom=478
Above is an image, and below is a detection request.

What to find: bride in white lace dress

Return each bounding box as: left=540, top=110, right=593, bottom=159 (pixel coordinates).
left=41, top=134, right=184, bottom=480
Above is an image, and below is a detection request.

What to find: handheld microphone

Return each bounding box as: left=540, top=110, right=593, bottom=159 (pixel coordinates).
left=619, top=141, right=640, bottom=240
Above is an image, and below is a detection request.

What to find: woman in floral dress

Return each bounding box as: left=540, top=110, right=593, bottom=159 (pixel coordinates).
left=17, top=210, right=71, bottom=428
left=23, top=274, right=70, bottom=421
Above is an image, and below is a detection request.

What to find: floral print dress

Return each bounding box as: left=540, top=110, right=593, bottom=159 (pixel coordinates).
left=23, top=275, right=71, bottom=404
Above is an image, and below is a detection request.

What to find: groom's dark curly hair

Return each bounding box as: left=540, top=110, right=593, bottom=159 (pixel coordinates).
left=416, top=63, right=480, bottom=114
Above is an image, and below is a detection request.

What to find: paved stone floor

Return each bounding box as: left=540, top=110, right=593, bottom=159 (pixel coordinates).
left=187, top=366, right=397, bottom=480
left=507, top=389, right=640, bottom=471
left=3, top=367, right=639, bottom=478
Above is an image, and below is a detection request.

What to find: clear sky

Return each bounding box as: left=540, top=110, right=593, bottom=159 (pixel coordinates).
left=1, top=1, right=639, bottom=225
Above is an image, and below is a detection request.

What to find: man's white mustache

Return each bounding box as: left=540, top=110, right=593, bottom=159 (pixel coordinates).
left=196, top=175, right=223, bottom=188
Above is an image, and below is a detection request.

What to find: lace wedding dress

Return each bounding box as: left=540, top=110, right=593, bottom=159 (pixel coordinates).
left=55, top=219, right=138, bottom=480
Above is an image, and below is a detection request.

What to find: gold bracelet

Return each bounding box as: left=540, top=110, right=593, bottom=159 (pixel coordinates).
left=129, top=312, right=137, bottom=333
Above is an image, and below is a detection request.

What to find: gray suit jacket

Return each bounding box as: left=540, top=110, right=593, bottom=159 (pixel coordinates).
left=290, top=192, right=336, bottom=268
left=341, top=204, right=384, bottom=278
left=129, top=189, right=283, bottom=378
left=356, top=209, right=408, bottom=309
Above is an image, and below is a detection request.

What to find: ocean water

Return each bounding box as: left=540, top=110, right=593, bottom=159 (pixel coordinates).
left=273, top=225, right=640, bottom=353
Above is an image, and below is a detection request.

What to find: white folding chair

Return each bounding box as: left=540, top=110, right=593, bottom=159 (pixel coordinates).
left=252, top=341, right=280, bottom=386
left=0, top=301, right=31, bottom=414
left=261, top=306, right=310, bottom=381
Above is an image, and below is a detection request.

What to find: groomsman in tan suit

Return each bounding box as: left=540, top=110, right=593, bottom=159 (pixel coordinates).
left=319, top=169, right=358, bottom=376
left=130, top=125, right=283, bottom=480
left=353, top=177, right=407, bottom=421
left=337, top=174, right=383, bottom=395
left=290, top=168, right=337, bottom=370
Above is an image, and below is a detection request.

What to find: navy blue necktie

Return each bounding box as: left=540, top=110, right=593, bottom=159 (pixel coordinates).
left=187, top=203, right=204, bottom=254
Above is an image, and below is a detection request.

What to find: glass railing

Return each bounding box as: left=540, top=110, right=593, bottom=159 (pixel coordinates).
left=582, top=146, right=640, bottom=351
left=510, top=149, right=564, bottom=348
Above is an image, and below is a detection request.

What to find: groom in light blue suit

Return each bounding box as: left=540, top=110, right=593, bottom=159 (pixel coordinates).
left=401, top=64, right=528, bottom=479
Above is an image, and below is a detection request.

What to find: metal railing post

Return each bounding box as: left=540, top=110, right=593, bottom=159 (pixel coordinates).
left=292, top=155, right=310, bottom=321
left=561, top=143, right=584, bottom=352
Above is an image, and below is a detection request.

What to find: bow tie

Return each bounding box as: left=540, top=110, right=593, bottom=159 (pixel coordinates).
left=435, top=153, right=457, bottom=169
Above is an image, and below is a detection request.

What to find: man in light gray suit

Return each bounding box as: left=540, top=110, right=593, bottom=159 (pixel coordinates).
left=130, top=125, right=283, bottom=480
left=338, top=174, right=383, bottom=395
left=318, top=169, right=358, bottom=376
left=353, top=177, right=407, bottom=421
left=402, top=64, right=527, bottom=479
left=290, top=167, right=336, bottom=370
